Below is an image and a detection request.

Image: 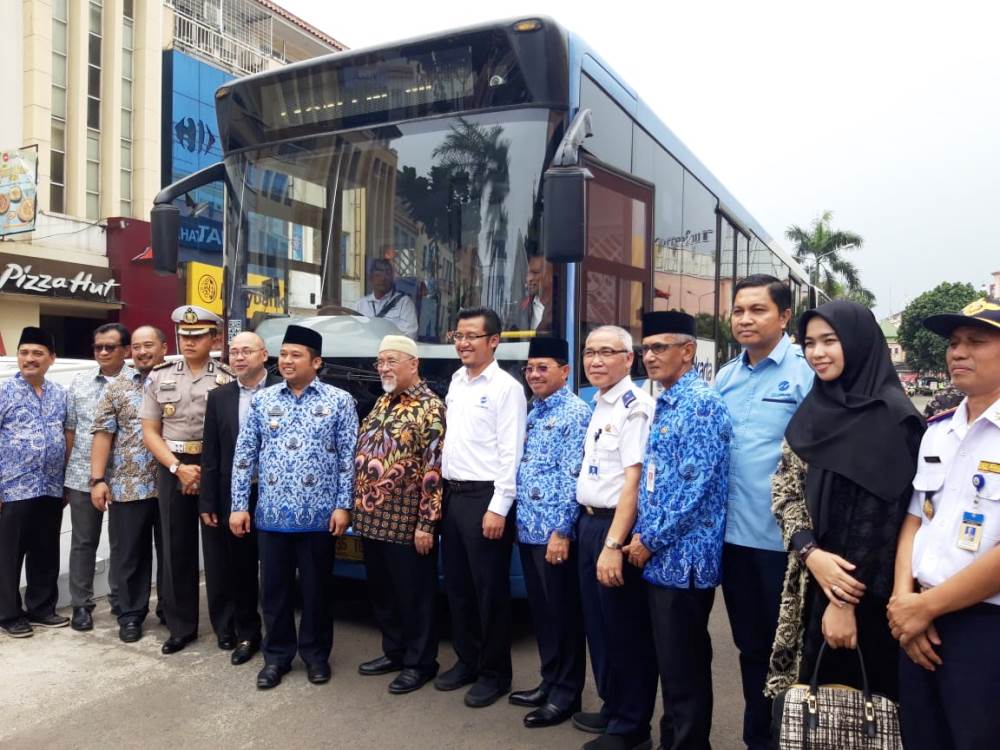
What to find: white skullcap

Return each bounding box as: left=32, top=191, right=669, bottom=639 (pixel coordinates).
left=378, top=335, right=418, bottom=358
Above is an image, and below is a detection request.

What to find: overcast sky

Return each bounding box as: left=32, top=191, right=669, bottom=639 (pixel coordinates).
left=279, top=0, right=999, bottom=316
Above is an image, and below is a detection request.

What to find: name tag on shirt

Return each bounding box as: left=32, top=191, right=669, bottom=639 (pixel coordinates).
left=646, top=464, right=655, bottom=493
left=957, top=511, right=985, bottom=552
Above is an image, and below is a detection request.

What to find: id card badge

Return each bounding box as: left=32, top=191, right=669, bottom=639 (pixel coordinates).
left=956, top=511, right=985, bottom=552
left=646, top=464, right=656, bottom=493
left=588, top=462, right=600, bottom=481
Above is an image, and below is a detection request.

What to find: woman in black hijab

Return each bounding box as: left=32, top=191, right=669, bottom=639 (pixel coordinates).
left=764, top=301, right=924, bottom=700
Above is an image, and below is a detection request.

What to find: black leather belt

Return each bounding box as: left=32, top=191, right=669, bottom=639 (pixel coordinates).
left=445, top=479, right=494, bottom=490
left=581, top=506, right=615, bottom=517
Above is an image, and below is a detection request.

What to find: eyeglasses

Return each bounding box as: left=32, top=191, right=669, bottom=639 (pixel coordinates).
left=372, top=356, right=415, bottom=371
left=520, top=364, right=558, bottom=376
left=230, top=347, right=264, bottom=359
left=92, top=344, right=123, bottom=353
left=447, top=331, right=491, bottom=343
left=582, top=348, right=629, bottom=360
left=640, top=342, right=688, bottom=356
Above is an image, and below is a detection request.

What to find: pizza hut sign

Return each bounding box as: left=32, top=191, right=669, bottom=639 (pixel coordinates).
left=0, top=253, right=120, bottom=302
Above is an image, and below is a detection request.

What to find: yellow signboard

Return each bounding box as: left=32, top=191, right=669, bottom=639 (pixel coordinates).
left=186, top=262, right=284, bottom=317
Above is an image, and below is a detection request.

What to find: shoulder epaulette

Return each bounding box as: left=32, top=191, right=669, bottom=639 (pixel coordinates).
left=214, top=361, right=235, bottom=376
left=151, top=361, right=172, bottom=371
left=927, top=407, right=957, bottom=424
left=622, top=390, right=637, bottom=408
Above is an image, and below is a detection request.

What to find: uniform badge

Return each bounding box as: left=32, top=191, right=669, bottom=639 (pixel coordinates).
left=313, top=404, right=331, bottom=417
left=605, top=424, right=613, bottom=432
left=269, top=419, right=279, bottom=430
left=162, top=404, right=176, bottom=417
left=182, top=307, right=198, bottom=324
left=922, top=495, right=935, bottom=520
left=622, top=391, right=636, bottom=408
left=216, top=373, right=229, bottom=385
left=660, top=426, right=668, bottom=435
left=977, top=460, right=1000, bottom=475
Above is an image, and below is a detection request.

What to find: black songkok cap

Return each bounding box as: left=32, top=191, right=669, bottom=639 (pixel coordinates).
left=282, top=324, right=322, bottom=354
left=18, top=326, right=55, bottom=353
left=527, top=336, right=569, bottom=361
left=642, top=311, right=696, bottom=338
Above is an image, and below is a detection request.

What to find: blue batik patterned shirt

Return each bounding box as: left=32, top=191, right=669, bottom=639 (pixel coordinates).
left=515, top=385, right=591, bottom=545
left=635, top=369, right=732, bottom=589
left=65, top=365, right=134, bottom=492
left=232, top=379, right=358, bottom=533
left=0, top=373, right=68, bottom=503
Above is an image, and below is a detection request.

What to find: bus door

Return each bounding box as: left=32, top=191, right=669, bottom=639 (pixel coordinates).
left=577, top=159, right=653, bottom=392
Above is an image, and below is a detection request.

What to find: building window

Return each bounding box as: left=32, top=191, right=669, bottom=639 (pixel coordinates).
left=87, top=131, right=100, bottom=220
left=121, top=9, right=134, bottom=216
left=85, top=1, right=102, bottom=219
left=50, top=0, right=68, bottom=213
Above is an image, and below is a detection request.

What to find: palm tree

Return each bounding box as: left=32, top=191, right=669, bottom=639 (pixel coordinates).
left=785, top=211, right=875, bottom=307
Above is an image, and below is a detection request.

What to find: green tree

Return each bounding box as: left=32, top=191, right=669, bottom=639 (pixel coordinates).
left=785, top=211, right=875, bottom=307
left=898, top=281, right=979, bottom=374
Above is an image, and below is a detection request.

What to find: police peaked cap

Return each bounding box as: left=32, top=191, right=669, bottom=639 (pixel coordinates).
left=642, top=311, right=696, bottom=338
left=282, top=324, right=323, bottom=353
left=527, top=336, right=569, bottom=361
left=923, top=299, right=1000, bottom=338
left=18, top=326, right=55, bottom=353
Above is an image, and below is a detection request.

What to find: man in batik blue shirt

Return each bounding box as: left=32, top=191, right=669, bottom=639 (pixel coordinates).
left=230, top=324, right=357, bottom=690
left=511, top=337, right=591, bottom=729
left=626, top=311, right=732, bottom=750
left=0, top=327, right=71, bottom=637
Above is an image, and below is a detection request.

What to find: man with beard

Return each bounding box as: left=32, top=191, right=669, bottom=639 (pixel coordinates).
left=90, top=326, right=168, bottom=642
left=353, top=334, right=445, bottom=694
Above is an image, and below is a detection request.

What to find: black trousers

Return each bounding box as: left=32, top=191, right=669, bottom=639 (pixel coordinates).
left=577, top=512, right=658, bottom=737
left=108, top=497, right=162, bottom=626
left=899, top=604, right=1000, bottom=750
left=362, top=537, right=438, bottom=673
left=520, top=542, right=586, bottom=710
left=0, top=496, right=63, bottom=623
left=258, top=530, right=335, bottom=668
left=721, top=542, right=788, bottom=750
left=202, top=489, right=261, bottom=643
left=648, top=583, right=716, bottom=750
left=440, top=480, right=514, bottom=686
left=157, top=457, right=201, bottom=639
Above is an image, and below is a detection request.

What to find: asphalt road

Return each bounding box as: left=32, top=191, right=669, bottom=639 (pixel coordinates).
left=1, top=580, right=747, bottom=750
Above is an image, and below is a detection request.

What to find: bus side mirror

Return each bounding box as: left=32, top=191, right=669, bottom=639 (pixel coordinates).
left=150, top=204, right=180, bottom=275
left=542, top=165, right=592, bottom=264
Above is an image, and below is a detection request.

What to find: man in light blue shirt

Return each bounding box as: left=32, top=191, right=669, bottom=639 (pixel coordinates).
left=714, top=275, right=814, bottom=750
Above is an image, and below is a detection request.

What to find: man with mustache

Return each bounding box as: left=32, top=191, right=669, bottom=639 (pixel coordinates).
left=90, top=325, right=168, bottom=643
left=353, top=334, right=445, bottom=694
left=0, top=327, right=70, bottom=638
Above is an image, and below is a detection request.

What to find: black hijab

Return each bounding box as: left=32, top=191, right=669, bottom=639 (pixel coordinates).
left=785, top=301, right=923, bottom=515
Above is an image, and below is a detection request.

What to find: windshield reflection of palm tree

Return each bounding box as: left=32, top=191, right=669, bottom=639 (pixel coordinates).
left=432, top=118, right=511, bottom=313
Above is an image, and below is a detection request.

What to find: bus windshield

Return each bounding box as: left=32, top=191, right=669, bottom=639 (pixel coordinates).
left=223, top=108, right=561, bottom=366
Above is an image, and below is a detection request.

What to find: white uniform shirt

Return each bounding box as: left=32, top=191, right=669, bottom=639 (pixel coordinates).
left=441, top=360, right=527, bottom=516
left=576, top=376, right=654, bottom=509
left=909, top=396, right=1000, bottom=606
left=354, top=290, right=419, bottom=338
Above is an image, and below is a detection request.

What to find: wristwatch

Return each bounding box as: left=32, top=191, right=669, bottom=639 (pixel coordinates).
left=88, top=477, right=107, bottom=488
left=604, top=537, right=623, bottom=551
left=169, top=461, right=181, bottom=475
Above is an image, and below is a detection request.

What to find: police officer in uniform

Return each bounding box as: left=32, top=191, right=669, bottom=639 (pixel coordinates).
left=889, top=299, right=1000, bottom=750
left=574, top=325, right=659, bottom=750
left=141, top=306, right=233, bottom=654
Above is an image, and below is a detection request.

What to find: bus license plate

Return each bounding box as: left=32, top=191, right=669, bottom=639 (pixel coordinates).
left=335, top=536, right=364, bottom=562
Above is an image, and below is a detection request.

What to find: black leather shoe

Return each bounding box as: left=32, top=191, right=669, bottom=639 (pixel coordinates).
left=71, top=607, right=93, bottom=632
left=119, top=622, right=142, bottom=643
left=358, top=654, right=403, bottom=676
left=231, top=639, right=260, bottom=665
left=256, top=664, right=290, bottom=689
left=0, top=618, right=33, bottom=638
left=464, top=680, right=510, bottom=708
left=161, top=634, right=196, bottom=654
left=572, top=711, right=609, bottom=734
left=307, top=662, right=331, bottom=685
left=433, top=662, right=478, bottom=691
left=524, top=700, right=581, bottom=729
left=217, top=635, right=236, bottom=650
left=388, top=667, right=438, bottom=695
left=509, top=684, right=548, bottom=707
left=27, top=612, right=70, bottom=629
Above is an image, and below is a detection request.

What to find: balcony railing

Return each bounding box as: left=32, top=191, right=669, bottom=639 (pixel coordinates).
left=173, top=12, right=269, bottom=77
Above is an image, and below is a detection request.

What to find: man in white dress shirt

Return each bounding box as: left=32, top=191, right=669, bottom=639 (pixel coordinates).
left=353, top=258, right=418, bottom=338
left=572, top=325, right=659, bottom=750
left=434, top=307, right=527, bottom=709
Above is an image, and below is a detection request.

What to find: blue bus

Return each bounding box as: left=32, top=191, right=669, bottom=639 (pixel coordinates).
left=151, top=16, right=815, bottom=596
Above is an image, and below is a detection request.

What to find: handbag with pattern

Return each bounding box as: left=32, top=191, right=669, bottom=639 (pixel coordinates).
left=772, top=643, right=902, bottom=749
